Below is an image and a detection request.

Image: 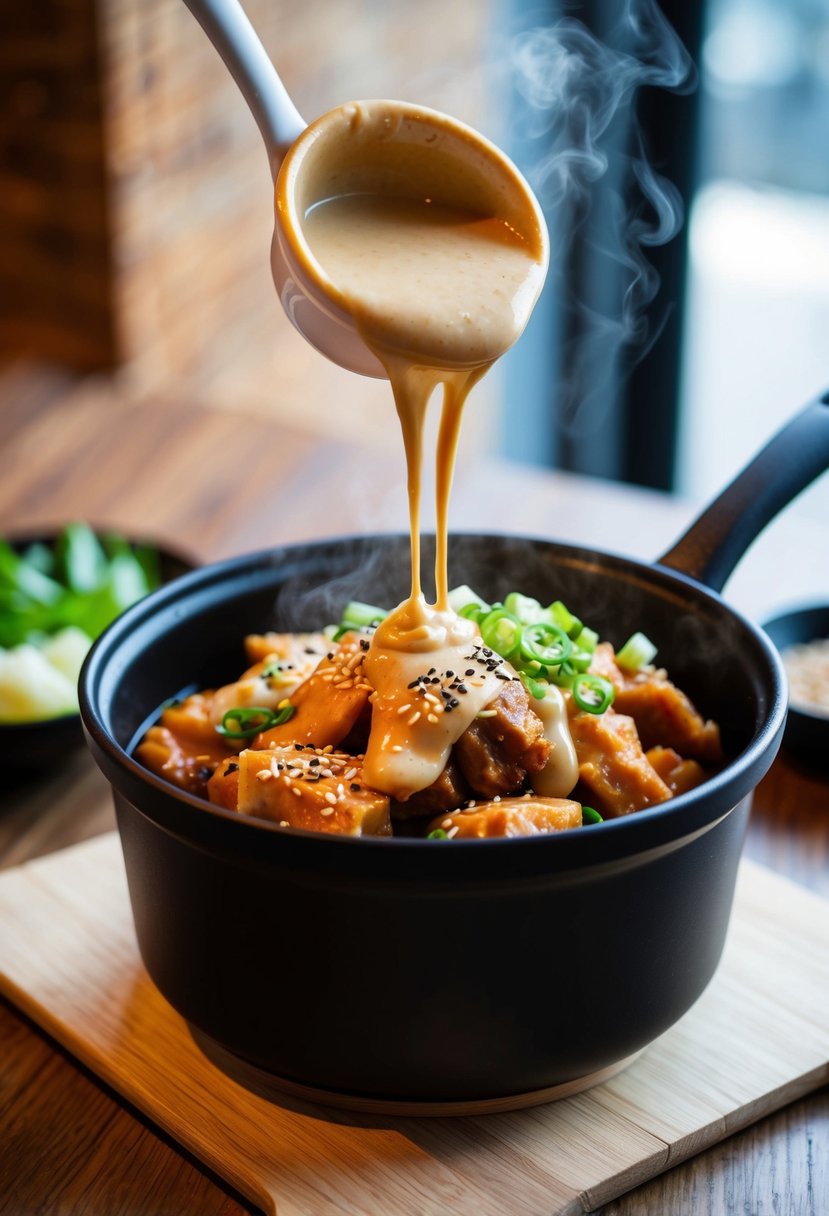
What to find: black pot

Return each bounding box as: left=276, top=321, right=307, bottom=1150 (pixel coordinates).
left=80, top=390, right=829, bottom=1109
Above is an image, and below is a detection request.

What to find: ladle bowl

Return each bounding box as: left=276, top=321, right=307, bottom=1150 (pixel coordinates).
left=183, top=0, right=548, bottom=377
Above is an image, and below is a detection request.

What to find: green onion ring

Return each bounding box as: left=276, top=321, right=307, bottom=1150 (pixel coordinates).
left=480, top=608, right=522, bottom=660
left=581, top=806, right=604, bottom=825
left=426, top=828, right=449, bottom=840
left=215, top=704, right=294, bottom=739
left=571, top=674, right=615, bottom=715
left=519, top=622, right=572, bottom=669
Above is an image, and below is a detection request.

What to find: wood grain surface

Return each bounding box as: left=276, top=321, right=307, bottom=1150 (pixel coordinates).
left=0, top=362, right=827, bottom=1215
left=1, top=835, right=827, bottom=1216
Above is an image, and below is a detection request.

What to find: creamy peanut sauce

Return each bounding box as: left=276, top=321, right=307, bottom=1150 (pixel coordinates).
left=297, top=104, right=575, bottom=800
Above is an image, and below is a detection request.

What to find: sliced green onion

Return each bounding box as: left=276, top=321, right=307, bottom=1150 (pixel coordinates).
left=567, top=647, right=594, bottom=674
left=520, top=672, right=549, bottom=700
left=342, top=600, right=387, bottom=626
left=519, top=622, right=572, bottom=669
left=616, top=631, right=658, bottom=672
left=215, top=705, right=293, bottom=739
left=547, top=600, right=583, bottom=640
left=56, top=523, right=109, bottom=594
left=573, top=625, right=598, bottom=653
left=572, top=674, right=615, bottom=715
left=426, top=828, right=449, bottom=840
left=480, top=608, right=522, bottom=660
left=581, top=806, right=604, bottom=825
left=260, top=660, right=282, bottom=679
left=0, top=540, right=64, bottom=606
left=21, top=542, right=55, bottom=576
left=458, top=601, right=487, bottom=622
left=334, top=600, right=388, bottom=640
left=503, top=592, right=543, bottom=624
left=448, top=585, right=490, bottom=616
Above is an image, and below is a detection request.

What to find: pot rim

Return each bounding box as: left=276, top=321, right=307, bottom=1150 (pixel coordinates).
left=79, top=531, right=787, bottom=873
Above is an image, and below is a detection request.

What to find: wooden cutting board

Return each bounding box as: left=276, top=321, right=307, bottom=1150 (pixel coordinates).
left=0, top=834, right=826, bottom=1216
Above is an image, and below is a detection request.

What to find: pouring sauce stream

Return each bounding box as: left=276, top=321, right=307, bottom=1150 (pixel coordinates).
left=296, top=105, right=563, bottom=799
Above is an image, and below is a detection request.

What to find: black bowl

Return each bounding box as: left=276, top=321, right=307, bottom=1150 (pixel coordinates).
left=79, top=533, right=785, bottom=1108
left=1, top=531, right=196, bottom=770
left=762, top=603, right=829, bottom=770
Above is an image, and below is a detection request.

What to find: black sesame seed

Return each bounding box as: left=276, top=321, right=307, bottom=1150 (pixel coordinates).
left=197, top=766, right=212, bottom=781
left=225, top=762, right=239, bottom=774
left=350, top=782, right=361, bottom=791
left=465, top=668, right=475, bottom=676
left=457, top=684, right=468, bottom=693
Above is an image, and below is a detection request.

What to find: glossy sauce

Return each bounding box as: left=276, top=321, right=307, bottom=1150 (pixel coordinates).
left=300, top=136, right=567, bottom=799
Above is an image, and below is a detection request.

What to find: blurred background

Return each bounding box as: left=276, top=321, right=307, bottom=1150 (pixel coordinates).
left=1, top=0, right=828, bottom=519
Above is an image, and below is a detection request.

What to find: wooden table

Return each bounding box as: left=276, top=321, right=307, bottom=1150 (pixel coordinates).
left=1, top=363, right=827, bottom=1214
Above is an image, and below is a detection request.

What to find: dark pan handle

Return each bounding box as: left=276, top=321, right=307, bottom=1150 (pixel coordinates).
left=658, top=388, right=829, bottom=593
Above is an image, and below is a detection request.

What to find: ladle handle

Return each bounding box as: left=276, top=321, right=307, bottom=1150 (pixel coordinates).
left=183, top=0, right=305, bottom=177
left=658, top=388, right=829, bottom=593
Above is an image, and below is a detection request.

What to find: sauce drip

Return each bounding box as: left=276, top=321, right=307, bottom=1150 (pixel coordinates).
left=300, top=143, right=550, bottom=799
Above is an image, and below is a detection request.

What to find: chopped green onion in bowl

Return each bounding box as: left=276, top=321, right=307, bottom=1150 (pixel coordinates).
left=616, top=631, right=658, bottom=672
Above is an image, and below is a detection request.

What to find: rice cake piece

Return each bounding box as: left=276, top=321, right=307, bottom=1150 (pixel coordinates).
left=225, top=745, right=391, bottom=836
left=427, top=796, right=582, bottom=838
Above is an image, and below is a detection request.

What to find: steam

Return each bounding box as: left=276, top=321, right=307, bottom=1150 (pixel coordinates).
left=508, top=0, right=695, bottom=437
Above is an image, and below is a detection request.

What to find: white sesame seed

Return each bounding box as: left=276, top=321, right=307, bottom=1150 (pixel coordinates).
left=256, top=769, right=272, bottom=782
left=292, top=787, right=302, bottom=797
left=321, top=806, right=335, bottom=816
left=441, top=818, right=453, bottom=828
left=446, top=826, right=460, bottom=839
left=279, top=820, right=289, bottom=827
left=391, top=745, right=403, bottom=753
left=407, top=711, right=421, bottom=725
left=397, top=703, right=412, bottom=715
left=427, top=713, right=439, bottom=724
left=343, top=767, right=358, bottom=781
left=324, top=792, right=337, bottom=805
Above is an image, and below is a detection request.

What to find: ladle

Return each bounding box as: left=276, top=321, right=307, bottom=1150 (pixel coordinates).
left=183, top=0, right=548, bottom=378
